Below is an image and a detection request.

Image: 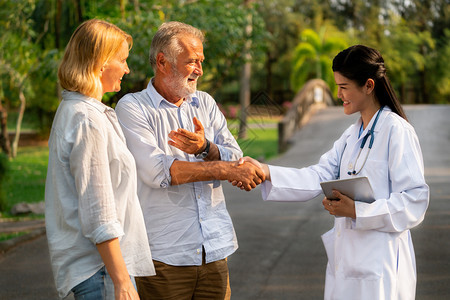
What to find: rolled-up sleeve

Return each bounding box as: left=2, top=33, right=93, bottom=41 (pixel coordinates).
left=69, top=120, right=124, bottom=244
left=115, top=97, right=176, bottom=189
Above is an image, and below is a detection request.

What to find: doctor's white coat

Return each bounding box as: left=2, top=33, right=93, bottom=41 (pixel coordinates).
left=262, top=107, right=429, bottom=300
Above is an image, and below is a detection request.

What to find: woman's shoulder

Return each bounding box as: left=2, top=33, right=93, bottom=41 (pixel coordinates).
left=384, top=110, right=414, bottom=130
left=383, top=111, right=418, bottom=141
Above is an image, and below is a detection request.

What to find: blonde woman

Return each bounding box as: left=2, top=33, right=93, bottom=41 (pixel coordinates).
left=45, top=19, right=155, bottom=300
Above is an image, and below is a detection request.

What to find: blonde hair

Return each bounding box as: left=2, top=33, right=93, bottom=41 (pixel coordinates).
left=58, top=19, right=132, bottom=98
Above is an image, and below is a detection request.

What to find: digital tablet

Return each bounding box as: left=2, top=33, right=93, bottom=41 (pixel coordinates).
left=320, top=176, right=375, bottom=203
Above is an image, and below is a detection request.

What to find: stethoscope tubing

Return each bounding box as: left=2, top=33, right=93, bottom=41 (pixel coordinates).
left=348, top=106, right=384, bottom=176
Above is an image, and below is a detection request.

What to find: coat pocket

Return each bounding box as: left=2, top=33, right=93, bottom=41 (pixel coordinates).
left=340, top=229, right=384, bottom=279
left=321, top=228, right=335, bottom=271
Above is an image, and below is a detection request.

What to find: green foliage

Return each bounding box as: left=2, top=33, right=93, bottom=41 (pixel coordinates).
left=290, top=27, right=348, bottom=95
left=165, top=0, right=267, bottom=94
left=379, top=17, right=435, bottom=103
left=0, top=0, right=38, bottom=102
left=253, top=0, right=304, bottom=102
left=1, top=0, right=449, bottom=150
left=427, top=29, right=450, bottom=103
left=114, top=6, right=163, bottom=86
left=328, top=0, right=449, bottom=103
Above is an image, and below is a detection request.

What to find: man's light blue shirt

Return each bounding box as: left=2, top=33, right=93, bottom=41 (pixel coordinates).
left=115, top=80, right=242, bottom=265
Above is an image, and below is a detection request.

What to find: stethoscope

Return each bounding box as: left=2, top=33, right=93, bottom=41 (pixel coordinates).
left=348, top=106, right=384, bottom=176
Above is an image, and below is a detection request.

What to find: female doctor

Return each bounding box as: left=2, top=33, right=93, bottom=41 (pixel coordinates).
left=237, top=45, right=429, bottom=299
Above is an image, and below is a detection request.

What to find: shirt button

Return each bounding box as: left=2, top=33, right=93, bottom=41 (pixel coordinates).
left=197, top=249, right=200, bottom=254
left=199, top=218, right=202, bottom=222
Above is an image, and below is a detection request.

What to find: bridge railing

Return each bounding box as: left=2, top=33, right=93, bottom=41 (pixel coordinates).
left=278, top=79, right=336, bottom=153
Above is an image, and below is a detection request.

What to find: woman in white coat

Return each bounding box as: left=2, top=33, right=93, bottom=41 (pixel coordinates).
left=237, top=45, right=429, bottom=299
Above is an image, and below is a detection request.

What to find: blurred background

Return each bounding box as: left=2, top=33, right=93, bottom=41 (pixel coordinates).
left=0, top=0, right=448, bottom=239
left=0, top=2, right=449, bottom=299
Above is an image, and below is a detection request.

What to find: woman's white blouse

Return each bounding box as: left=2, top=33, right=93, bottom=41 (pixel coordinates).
left=45, top=91, right=155, bottom=298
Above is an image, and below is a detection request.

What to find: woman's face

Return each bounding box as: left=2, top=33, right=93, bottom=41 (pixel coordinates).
left=334, top=71, right=372, bottom=116
left=100, top=40, right=130, bottom=95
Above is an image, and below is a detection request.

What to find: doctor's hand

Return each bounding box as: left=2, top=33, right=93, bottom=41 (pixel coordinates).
left=168, top=117, right=205, bottom=155
left=322, top=190, right=356, bottom=219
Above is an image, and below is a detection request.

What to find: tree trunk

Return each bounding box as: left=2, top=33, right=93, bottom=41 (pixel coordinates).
left=238, top=2, right=253, bottom=140
left=55, top=0, right=62, bottom=49
left=11, top=88, right=26, bottom=158
left=0, top=99, right=11, bottom=156
left=120, top=0, right=126, bottom=20
left=73, top=0, right=83, bottom=23
left=132, top=0, right=140, bottom=13
left=265, top=52, right=273, bottom=99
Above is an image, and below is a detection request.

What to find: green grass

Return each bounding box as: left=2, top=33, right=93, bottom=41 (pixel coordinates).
left=3, top=146, right=48, bottom=214
left=0, top=231, right=29, bottom=242
left=229, top=127, right=278, bottom=161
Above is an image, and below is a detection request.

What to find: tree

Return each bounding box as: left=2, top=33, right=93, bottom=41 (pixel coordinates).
left=380, top=16, right=435, bottom=103
left=290, top=27, right=348, bottom=94
left=238, top=0, right=254, bottom=139
left=0, top=0, right=39, bottom=157
left=426, top=28, right=450, bottom=103
left=162, top=0, right=266, bottom=96
left=256, top=0, right=303, bottom=101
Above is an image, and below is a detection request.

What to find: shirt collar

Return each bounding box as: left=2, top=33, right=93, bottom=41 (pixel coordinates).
left=356, top=105, right=392, bottom=135
left=62, top=90, right=112, bottom=113
left=146, top=78, right=199, bottom=108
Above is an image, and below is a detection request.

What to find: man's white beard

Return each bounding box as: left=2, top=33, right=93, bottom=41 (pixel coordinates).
left=165, top=68, right=198, bottom=99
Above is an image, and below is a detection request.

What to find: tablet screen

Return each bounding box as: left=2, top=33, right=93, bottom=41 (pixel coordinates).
left=320, top=177, right=375, bottom=203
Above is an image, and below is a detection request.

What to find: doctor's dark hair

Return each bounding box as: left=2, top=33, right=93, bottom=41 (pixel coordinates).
left=332, top=45, right=408, bottom=121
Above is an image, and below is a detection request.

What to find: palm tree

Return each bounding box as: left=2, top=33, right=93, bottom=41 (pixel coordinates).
left=290, top=26, right=348, bottom=95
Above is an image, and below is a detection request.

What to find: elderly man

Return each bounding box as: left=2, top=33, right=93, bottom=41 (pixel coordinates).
left=115, top=21, right=264, bottom=299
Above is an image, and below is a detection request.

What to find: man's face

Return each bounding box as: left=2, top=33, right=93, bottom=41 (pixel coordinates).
left=163, top=35, right=204, bottom=99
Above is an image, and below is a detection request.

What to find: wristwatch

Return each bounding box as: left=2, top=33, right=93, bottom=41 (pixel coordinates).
left=195, top=139, right=210, bottom=159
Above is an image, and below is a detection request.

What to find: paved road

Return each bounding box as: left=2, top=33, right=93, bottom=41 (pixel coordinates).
left=1, top=105, right=449, bottom=299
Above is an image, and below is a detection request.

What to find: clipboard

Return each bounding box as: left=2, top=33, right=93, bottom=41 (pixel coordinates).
left=320, top=176, right=375, bottom=203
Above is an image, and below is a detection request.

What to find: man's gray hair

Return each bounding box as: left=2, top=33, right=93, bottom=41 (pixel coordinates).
left=149, top=21, right=205, bottom=72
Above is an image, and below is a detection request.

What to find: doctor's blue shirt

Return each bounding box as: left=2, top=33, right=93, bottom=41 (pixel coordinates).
left=115, top=80, right=241, bottom=265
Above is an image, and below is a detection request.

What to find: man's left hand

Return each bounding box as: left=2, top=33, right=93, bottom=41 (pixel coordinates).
left=168, top=117, right=206, bottom=155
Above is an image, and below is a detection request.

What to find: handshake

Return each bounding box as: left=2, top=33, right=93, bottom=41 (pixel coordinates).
left=168, top=117, right=269, bottom=191
left=227, top=157, right=269, bottom=191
